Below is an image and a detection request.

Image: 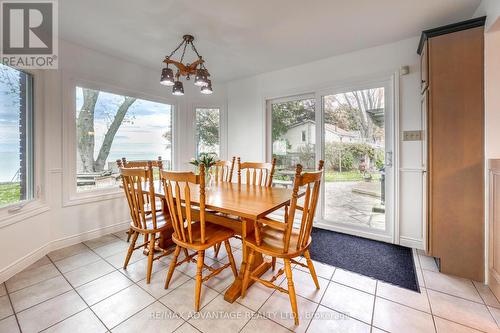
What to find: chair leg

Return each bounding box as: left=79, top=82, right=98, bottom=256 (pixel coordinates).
left=143, top=234, right=150, bottom=254
left=123, top=232, right=139, bottom=269
left=271, top=257, right=277, bottom=271
left=165, top=245, right=181, bottom=289
left=304, top=250, right=320, bottom=289
left=126, top=227, right=134, bottom=242
left=214, top=243, right=222, bottom=257
left=224, top=240, right=238, bottom=277
left=241, top=248, right=255, bottom=298
left=284, top=259, right=299, bottom=326
left=146, top=235, right=156, bottom=284
left=195, top=250, right=205, bottom=312
left=183, top=248, right=190, bottom=259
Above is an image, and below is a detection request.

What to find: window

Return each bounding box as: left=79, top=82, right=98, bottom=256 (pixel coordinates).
left=195, top=108, right=220, bottom=158
left=75, top=86, right=173, bottom=192
left=269, top=96, right=316, bottom=182
left=0, top=64, right=34, bottom=208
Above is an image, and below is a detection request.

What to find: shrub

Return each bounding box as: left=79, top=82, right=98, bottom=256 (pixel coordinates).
left=324, top=142, right=377, bottom=171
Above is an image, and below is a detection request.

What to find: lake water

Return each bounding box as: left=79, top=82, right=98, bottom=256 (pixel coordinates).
left=0, top=152, right=19, bottom=182
left=0, top=150, right=173, bottom=182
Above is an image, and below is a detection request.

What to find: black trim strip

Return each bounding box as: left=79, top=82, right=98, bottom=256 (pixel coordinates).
left=417, top=16, right=486, bottom=54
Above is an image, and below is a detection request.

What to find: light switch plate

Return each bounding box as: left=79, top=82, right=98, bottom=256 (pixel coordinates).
left=402, top=130, right=423, bottom=141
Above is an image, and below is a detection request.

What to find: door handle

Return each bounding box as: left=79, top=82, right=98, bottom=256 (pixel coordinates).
left=385, top=152, right=393, bottom=167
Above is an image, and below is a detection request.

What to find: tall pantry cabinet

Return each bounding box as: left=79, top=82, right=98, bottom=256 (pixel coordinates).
left=418, top=17, right=485, bottom=282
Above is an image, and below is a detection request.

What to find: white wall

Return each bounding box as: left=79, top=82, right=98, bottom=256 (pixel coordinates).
left=474, top=0, right=500, bottom=283
left=0, top=39, right=226, bottom=282
left=475, top=1, right=500, bottom=159
left=474, top=0, right=500, bottom=31
left=226, top=37, right=423, bottom=248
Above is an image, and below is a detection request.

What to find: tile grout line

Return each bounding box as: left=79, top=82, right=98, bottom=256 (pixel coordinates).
left=417, top=253, right=493, bottom=333
left=5, top=234, right=186, bottom=331
left=417, top=253, right=438, bottom=333
left=431, top=314, right=489, bottom=333
left=29, top=235, right=142, bottom=331
left=472, top=280, right=500, bottom=329
left=302, top=267, right=337, bottom=333
left=44, top=254, right=111, bottom=332
left=8, top=282, right=74, bottom=315
left=370, top=280, right=378, bottom=328
left=236, top=262, right=297, bottom=333
left=8, top=234, right=496, bottom=333
left=3, top=283, right=23, bottom=333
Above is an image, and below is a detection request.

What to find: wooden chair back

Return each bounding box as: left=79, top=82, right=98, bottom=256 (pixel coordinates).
left=117, top=156, right=163, bottom=170
left=284, top=160, right=324, bottom=253
left=120, top=163, right=161, bottom=231
left=214, top=157, right=236, bottom=183
left=160, top=165, right=207, bottom=245
left=237, top=157, right=276, bottom=187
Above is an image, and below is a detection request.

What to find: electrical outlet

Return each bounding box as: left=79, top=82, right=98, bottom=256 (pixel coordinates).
left=402, top=130, right=423, bottom=141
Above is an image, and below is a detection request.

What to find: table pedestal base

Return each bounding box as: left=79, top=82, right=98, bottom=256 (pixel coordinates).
left=224, top=252, right=272, bottom=303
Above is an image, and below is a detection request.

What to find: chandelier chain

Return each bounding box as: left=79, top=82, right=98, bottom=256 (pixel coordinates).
left=179, top=41, right=188, bottom=64
left=166, top=39, right=185, bottom=59
left=160, top=34, right=213, bottom=95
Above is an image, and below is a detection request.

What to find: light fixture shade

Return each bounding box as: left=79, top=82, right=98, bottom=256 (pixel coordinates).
left=194, top=68, right=208, bottom=87
left=160, top=67, right=175, bottom=86
left=200, top=79, right=213, bottom=94
left=172, top=80, right=184, bottom=96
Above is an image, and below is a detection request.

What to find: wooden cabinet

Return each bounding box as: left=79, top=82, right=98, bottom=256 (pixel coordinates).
left=419, top=17, right=485, bottom=282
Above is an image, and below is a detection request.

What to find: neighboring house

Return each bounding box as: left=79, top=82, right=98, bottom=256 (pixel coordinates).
left=274, top=120, right=363, bottom=154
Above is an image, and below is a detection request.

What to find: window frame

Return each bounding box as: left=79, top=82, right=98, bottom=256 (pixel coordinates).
left=0, top=68, right=48, bottom=226
left=263, top=73, right=400, bottom=244
left=265, top=93, right=316, bottom=163
left=192, top=104, right=227, bottom=161
left=62, top=77, right=178, bottom=206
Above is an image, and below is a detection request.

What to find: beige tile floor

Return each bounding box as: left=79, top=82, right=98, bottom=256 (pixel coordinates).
left=0, top=230, right=499, bottom=333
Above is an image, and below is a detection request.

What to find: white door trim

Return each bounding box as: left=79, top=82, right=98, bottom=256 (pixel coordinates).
left=316, top=73, right=400, bottom=244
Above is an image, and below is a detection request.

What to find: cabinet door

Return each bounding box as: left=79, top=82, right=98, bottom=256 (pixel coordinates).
left=420, top=41, right=429, bottom=93
left=428, top=27, right=484, bottom=281
left=421, top=90, right=431, bottom=254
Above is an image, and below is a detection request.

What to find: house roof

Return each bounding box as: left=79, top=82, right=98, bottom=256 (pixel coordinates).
left=288, top=120, right=359, bottom=138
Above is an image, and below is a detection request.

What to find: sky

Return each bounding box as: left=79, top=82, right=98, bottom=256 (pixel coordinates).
left=75, top=87, right=172, bottom=171
left=0, top=65, right=22, bottom=182
left=0, top=65, right=20, bottom=154
left=0, top=67, right=174, bottom=182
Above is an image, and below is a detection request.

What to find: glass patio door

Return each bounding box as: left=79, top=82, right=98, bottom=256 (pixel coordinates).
left=317, top=81, right=394, bottom=242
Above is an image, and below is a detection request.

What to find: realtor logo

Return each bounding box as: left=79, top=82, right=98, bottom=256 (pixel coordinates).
left=1, top=0, right=58, bottom=68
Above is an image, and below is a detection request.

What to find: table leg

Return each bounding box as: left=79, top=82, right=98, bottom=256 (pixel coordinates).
left=224, top=219, right=272, bottom=303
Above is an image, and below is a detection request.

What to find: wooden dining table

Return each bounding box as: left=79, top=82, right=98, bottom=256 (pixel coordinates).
left=149, top=180, right=299, bottom=303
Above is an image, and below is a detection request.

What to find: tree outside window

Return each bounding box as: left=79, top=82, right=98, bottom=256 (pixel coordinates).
left=75, top=87, right=172, bottom=191
left=195, top=108, right=220, bottom=158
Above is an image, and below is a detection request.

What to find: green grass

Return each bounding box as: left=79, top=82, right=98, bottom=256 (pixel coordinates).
left=0, top=182, right=21, bottom=207
left=325, top=171, right=382, bottom=182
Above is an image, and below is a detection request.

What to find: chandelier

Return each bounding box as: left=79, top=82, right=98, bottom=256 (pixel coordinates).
left=160, top=35, right=212, bottom=96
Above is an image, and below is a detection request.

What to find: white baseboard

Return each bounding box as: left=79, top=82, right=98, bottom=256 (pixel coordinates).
left=400, top=236, right=423, bottom=249
left=0, top=220, right=129, bottom=283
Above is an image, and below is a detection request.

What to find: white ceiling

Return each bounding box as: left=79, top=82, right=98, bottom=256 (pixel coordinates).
left=60, top=0, right=481, bottom=82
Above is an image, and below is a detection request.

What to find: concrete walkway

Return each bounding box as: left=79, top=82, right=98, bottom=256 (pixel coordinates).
left=324, top=181, right=385, bottom=230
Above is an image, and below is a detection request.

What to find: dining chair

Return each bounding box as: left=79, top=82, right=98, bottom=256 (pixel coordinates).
left=120, top=162, right=173, bottom=284
left=241, top=160, right=324, bottom=325
left=237, top=157, right=277, bottom=187
left=117, top=157, right=165, bottom=243
left=212, top=156, right=236, bottom=257
left=213, top=157, right=236, bottom=183
left=160, top=164, right=238, bottom=311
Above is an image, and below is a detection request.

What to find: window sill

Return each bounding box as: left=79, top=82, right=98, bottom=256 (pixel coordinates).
left=0, top=200, right=50, bottom=229
left=63, top=188, right=125, bottom=207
